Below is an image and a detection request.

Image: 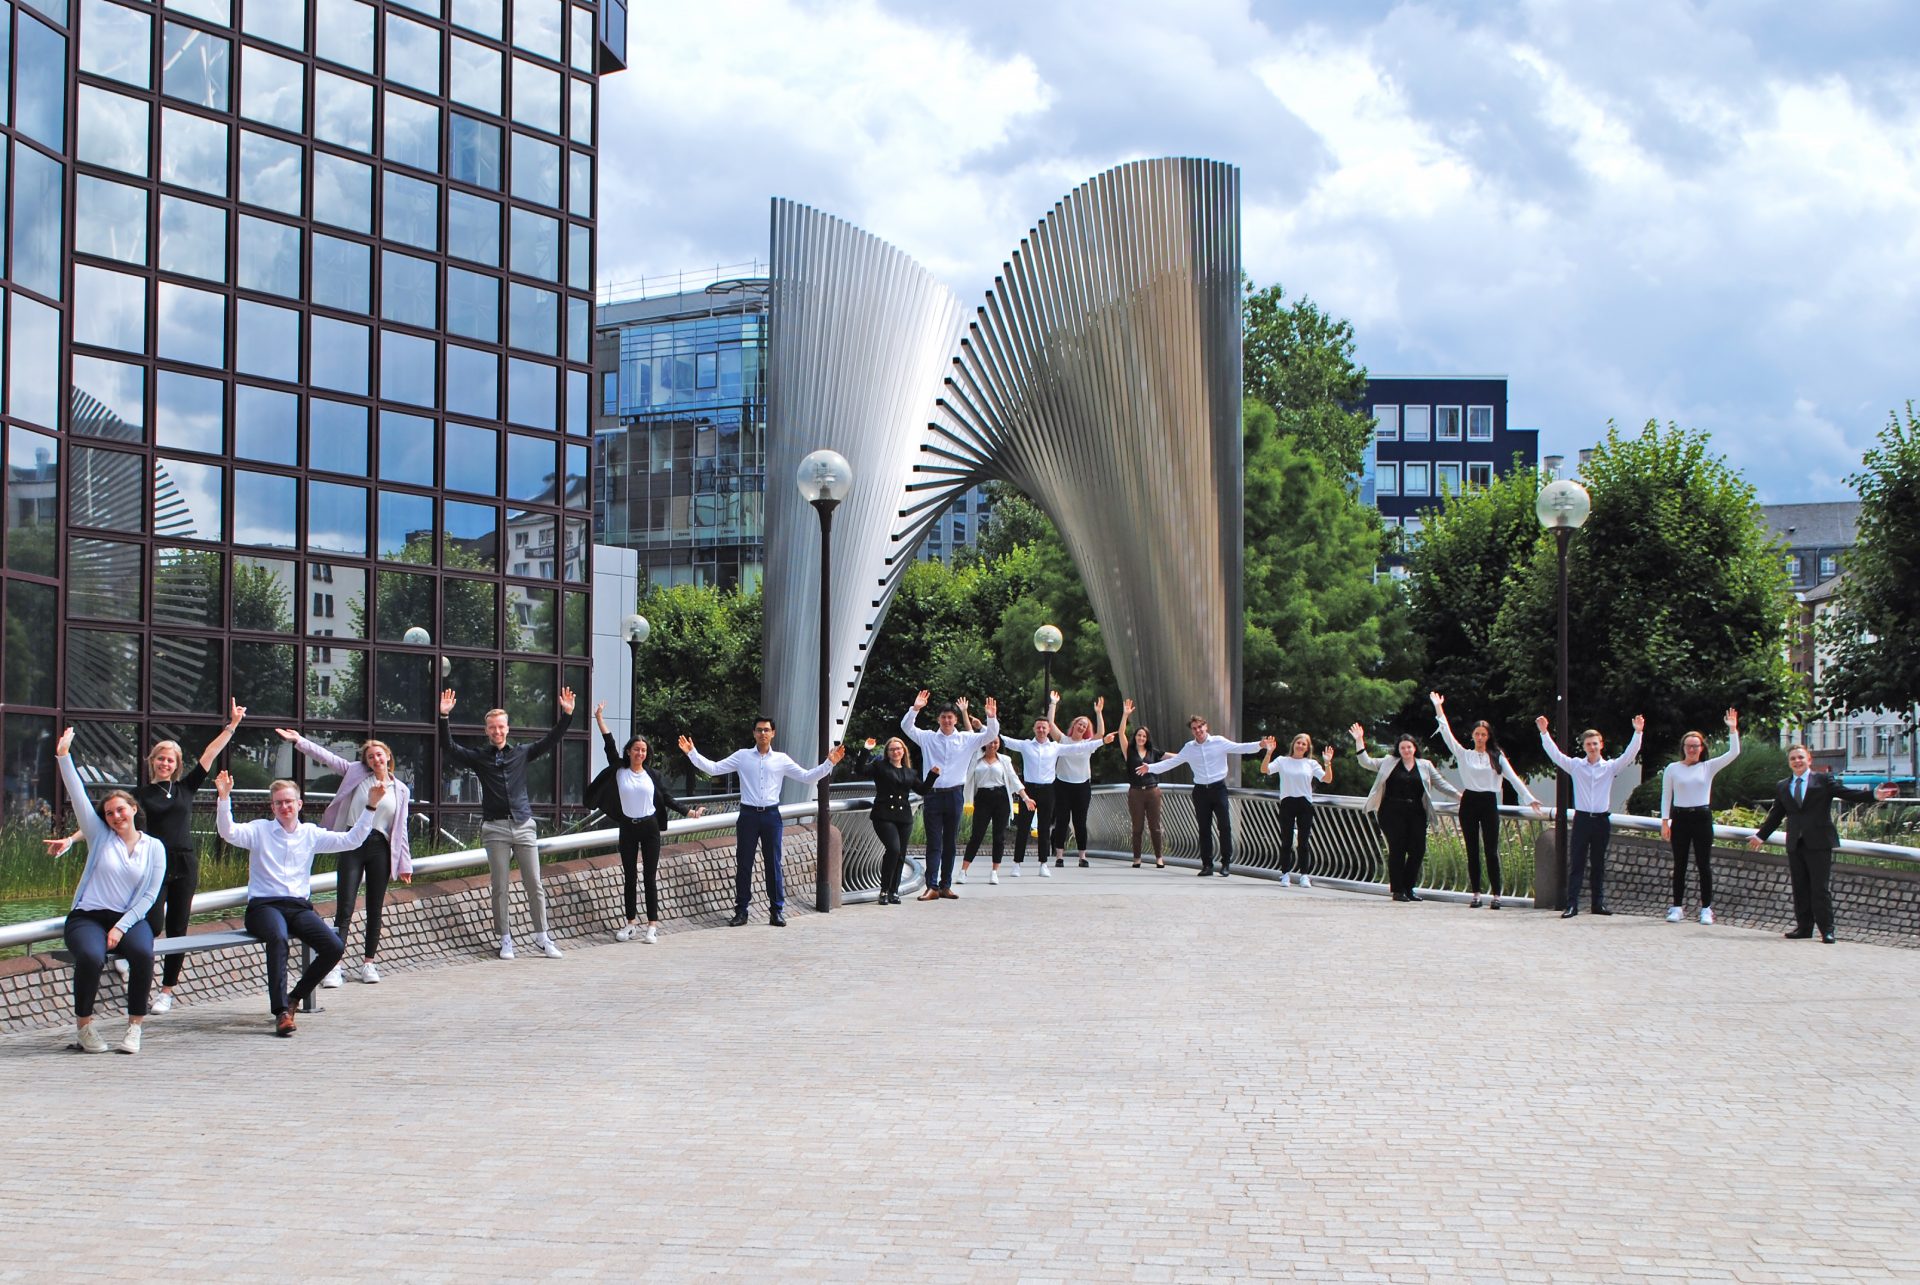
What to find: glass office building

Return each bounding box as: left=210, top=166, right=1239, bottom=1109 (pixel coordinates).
left=1, top=0, right=623, bottom=830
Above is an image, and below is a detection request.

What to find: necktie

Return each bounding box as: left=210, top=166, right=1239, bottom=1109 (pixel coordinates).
left=1793, top=776, right=1805, bottom=805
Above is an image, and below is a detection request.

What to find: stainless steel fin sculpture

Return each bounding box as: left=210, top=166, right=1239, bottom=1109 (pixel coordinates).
left=765, top=158, right=1242, bottom=783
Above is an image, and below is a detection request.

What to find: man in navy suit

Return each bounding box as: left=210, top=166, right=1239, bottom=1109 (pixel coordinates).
left=1749, top=744, right=1895, bottom=942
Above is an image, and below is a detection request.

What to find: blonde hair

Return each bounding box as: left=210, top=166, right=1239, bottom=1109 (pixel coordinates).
left=360, top=739, right=395, bottom=770
left=268, top=779, right=301, bottom=798
left=1290, top=733, right=1312, bottom=754
left=147, top=740, right=186, bottom=781
left=483, top=708, right=509, bottom=723
left=101, top=789, right=140, bottom=817
left=884, top=736, right=910, bottom=763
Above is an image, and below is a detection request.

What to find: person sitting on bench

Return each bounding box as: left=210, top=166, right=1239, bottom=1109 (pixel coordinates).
left=215, top=771, right=381, bottom=1037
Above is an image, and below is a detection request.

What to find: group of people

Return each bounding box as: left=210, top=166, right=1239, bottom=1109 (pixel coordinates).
left=46, top=677, right=1895, bottom=1054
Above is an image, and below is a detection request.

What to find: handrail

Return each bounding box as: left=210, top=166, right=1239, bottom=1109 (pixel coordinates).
left=0, top=798, right=879, bottom=952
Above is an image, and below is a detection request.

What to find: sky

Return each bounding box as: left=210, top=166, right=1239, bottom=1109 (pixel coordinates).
left=595, top=0, right=1920, bottom=502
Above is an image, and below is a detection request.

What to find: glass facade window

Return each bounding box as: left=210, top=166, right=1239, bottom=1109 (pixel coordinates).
left=8, top=297, right=62, bottom=427
left=509, top=132, right=559, bottom=206
left=512, top=0, right=560, bottom=58
left=309, top=314, right=370, bottom=393
left=77, top=85, right=152, bottom=176
left=157, top=281, right=228, bottom=366
left=383, top=93, right=441, bottom=173
left=162, top=22, right=232, bottom=111
left=451, top=0, right=502, bottom=39
left=379, top=410, right=435, bottom=485
left=511, top=58, right=560, bottom=134
left=382, top=171, right=440, bottom=250
left=314, top=0, right=374, bottom=71
left=237, top=214, right=302, bottom=295
left=74, top=175, right=149, bottom=264
left=233, top=470, right=299, bottom=546
left=448, top=114, right=501, bottom=189
left=380, top=330, right=439, bottom=406
left=235, top=299, right=303, bottom=381
left=240, top=45, right=306, bottom=132
left=235, top=384, right=299, bottom=462
left=307, top=479, right=367, bottom=554
left=568, top=77, right=591, bottom=146
left=161, top=107, right=231, bottom=196
left=447, top=266, right=499, bottom=341
left=159, top=456, right=226, bottom=539
left=159, top=194, right=229, bottom=281
left=508, top=282, right=556, bottom=354
left=69, top=537, right=146, bottom=620
left=72, top=264, right=149, bottom=352
left=312, top=150, right=373, bottom=231
left=444, top=421, right=497, bottom=493
left=311, top=233, right=371, bottom=310
left=242, top=0, right=308, bottom=50
left=16, top=16, right=69, bottom=151
left=443, top=500, right=498, bottom=570
left=11, top=144, right=64, bottom=299
left=506, top=356, right=554, bottom=428
left=80, top=0, right=155, bottom=88
left=239, top=130, right=304, bottom=215
left=69, top=443, right=146, bottom=534
left=314, top=69, right=374, bottom=152
left=510, top=206, right=558, bottom=280
left=567, top=149, right=590, bottom=218
left=71, top=355, right=147, bottom=440
left=567, top=222, right=588, bottom=290
left=445, top=343, right=499, bottom=419
left=447, top=190, right=499, bottom=264
left=385, top=12, right=442, bottom=95
left=449, top=35, right=500, bottom=113
left=308, top=398, right=368, bottom=474
left=381, top=249, right=439, bottom=327
left=156, top=369, right=225, bottom=454
left=4, top=427, right=60, bottom=573
left=378, top=489, right=435, bottom=561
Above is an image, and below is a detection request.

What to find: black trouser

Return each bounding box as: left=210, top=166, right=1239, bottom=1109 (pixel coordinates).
left=1012, top=793, right=1035, bottom=864
left=65, top=909, right=155, bottom=1018
left=1024, top=782, right=1057, bottom=864
left=1568, top=811, right=1610, bottom=911
left=1668, top=807, right=1714, bottom=907
left=1458, top=790, right=1501, bottom=895
left=332, top=831, right=392, bottom=958
left=1787, top=843, right=1836, bottom=934
left=964, top=788, right=1011, bottom=864
left=617, top=814, right=664, bottom=921
left=1381, top=801, right=1427, bottom=897
left=872, top=817, right=910, bottom=895
left=145, top=848, right=198, bottom=988
left=1192, top=782, right=1233, bottom=871
left=1278, top=796, right=1314, bottom=875
left=244, top=898, right=344, bottom=1016
left=1051, top=779, right=1092, bottom=855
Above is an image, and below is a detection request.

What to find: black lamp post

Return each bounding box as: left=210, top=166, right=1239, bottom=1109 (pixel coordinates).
left=622, top=613, right=649, bottom=741
left=1033, top=624, right=1062, bottom=709
left=1536, top=478, right=1592, bottom=910
left=798, top=448, right=854, bottom=915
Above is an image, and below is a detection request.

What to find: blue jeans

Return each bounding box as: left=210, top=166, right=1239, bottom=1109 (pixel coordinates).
left=245, top=898, right=344, bottom=1016
left=1567, top=812, right=1611, bottom=911
left=65, top=910, right=155, bottom=1018
left=923, top=788, right=964, bottom=889
left=735, top=806, right=786, bottom=915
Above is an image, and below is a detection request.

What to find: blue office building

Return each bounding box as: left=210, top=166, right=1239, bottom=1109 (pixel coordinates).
left=1360, top=375, right=1538, bottom=542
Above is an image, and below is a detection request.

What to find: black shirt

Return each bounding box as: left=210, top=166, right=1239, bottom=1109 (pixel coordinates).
left=1125, top=742, right=1167, bottom=789
left=853, top=749, right=928, bottom=826
left=139, top=763, right=209, bottom=863
left=1382, top=761, right=1427, bottom=808
left=439, top=711, right=572, bottom=822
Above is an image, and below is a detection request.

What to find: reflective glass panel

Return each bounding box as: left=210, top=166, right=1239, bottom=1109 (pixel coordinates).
left=307, top=479, right=367, bottom=554
left=231, top=641, right=296, bottom=716
left=0, top=7, right=8, bottom=131
left=162, top=22, right=230, bottom=110
left=312, top=150, right=373, bottom=231
left=309, top=315, right=371, bottom=394
left=506, top=433, right=555, bottom=502
left=156, top=283, right=227, bottom=367
left=378, top=410, right=434, bottom=484
left=564, top=442, right=587, bottom=506
left=373, top=651, right=432, bottom=721
left=563, top=589, right=587, bottom=655
left=451, top=0, right=501, bottom=39
left=157, top=455, right=225, bottom=539
left=385, top=14, right=441, bottom=95
left=69, top=537, right=146, bottom=621
left=160, top=108, right=229, bottom=196
left=240, top=46, right=305, bottom=130
left=10, top=145, right=63, bottom=299
left=510, top=133, right=560, bottom=206
left=569, top=5, right=591, bottom=71
left=150, top=635, right=224, bottom=714
left=506, top=587, right=556, bottom=653
left=374, top=571, right=432, bottom=642
left=507, top=358, right=555, bottom=429
left=568, top=150, right=591, bottom=218
left=158, top=194, right=228, bottom=281
left=391, top=0, right=439, bottom=17
left=383, top=93, right=440, bottom=173
left=382, top=172, right=439, bottom=250
left=8, top=298, right=61, bottom=427
left=378, top=489, right=435, bottom=562
left=440, top=654, right=495, bottom=706
left=233, top=472, right=298, bottom=548
left=505, top=510, right=554, bottom=579
left=447, top=190, right=499, bottom=264
left=446, top=267, right=498, bottom=341
left=314, top=70, right=374, bottom=152
left=511, top=58, right=560, bottom=134
left=380, top=330, right=438, bottom=406
left=562, top=517, right=587, bottom=581
left=78, top=85, right=151, bottom=176
left=568, top=77, right=591, bottom=145
left=381, top=250, right=438, bottom=328
left=442, top=577, right=497, bottom=646
left=74, top=175, right=149, bottom=264
left=309, top=562, right=368, bottom=641
left=308, top=398, right=368, bottom=474
left=444, top=421, right=497, bottom=494
left=445, top=345, right=499, bottom=420
left=67, top=629, right=143, bottom=711
left=311, top=233, right=371, bottom=310
left=80, top=0, right=154, bottom=88
left=512, top=0, right=560, bottom=57
left=155, top=370, right=225, bottom=454
left=68, top=444, right=147, bottom=534
left=239, top=130, right=304, bottom=215
left=307, top=644, right=368, bottom=720
left=237, top=214, right=301, bottom=296
left=153, top=544, right=222, bottom=626
left=314, top=0, right=373, bottom=71
left=449, top=35, right=500, bottom=112
left=566, top=295, right=588, bottom=362
left=235, top=385, right=298, bottom=463
left=510, top=207, right=558, bottom=280
left=4, top=426, right=59, bottom=573
left=567, top=223, right=589, bottom=291
left=564, top=368, right=586, bottom=436
left=71, top=264, right=149, bottom=353
left=71, top=355, right=146, bottom=441
left=448, top=113, right=501, bottom=190
left=508, top=283, right=557, bottom=355
left=242, top=0, right=307, bottom=49
left=16, top=17, right=68, bottom=150
left=443, top=500, right=498, bottom=571
left=164, top=0, right=230, bottom=23
left=235, top=300, right=302, bottom=382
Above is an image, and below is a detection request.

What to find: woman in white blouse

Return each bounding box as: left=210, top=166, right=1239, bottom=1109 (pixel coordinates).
left=960, top=738, right=1035, bottom=885
left=1659, top=708, right=1740, bottom=924
left=1430, top=693, right=1545, bottom=909
left=1258, top=734, right=1336, bottom=886
left=592, top=703, right=704, bottom=941
left=54, top=727, right=166, bottom=1055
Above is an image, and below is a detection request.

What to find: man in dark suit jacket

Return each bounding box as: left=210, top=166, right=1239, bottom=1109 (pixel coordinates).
left=1749, top=744, right=1895, bottom=942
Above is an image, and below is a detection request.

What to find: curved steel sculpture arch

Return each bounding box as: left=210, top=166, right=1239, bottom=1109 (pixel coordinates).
left=765, top=158, right=1243, bottom=786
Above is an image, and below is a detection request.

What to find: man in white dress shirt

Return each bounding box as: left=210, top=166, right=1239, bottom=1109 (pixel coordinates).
left=1139, top=716, right=1264, bottom=876
left=1537, top=714, right=1643, bottom=917
left=680, top=718, right=845, bottom=927
left=901, top=691, right=1000, bottom=896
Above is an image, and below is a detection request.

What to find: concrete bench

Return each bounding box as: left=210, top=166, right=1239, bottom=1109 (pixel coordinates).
left=57, top=929, right=322, bottom=1014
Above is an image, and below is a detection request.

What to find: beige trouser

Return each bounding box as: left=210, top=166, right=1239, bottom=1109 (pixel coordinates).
left=481, top=819, right=547, bottom=936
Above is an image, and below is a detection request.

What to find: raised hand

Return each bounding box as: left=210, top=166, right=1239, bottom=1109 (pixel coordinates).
left=274, top=727, right=301, bottom=743
left=1102, top=732, right=1118, bottom=744
left=1321, top=744, right=1335, bottom=763
left=983, top=697, right=998, bottom=720
left=1048, top=689, right=1060, bottom=706
left=1725, top=707, right=1739, bottom=729
left=827, top=744, right=847, bottom=764
left=1429, top=691, right=1444, bottom=708
left=677, top=734, right=694, bottom=754
left=228, top=699, right=248, bottom=727
left=1535, top=715, right=1551, bottom=733
left=366, top=781, right=387, bottom=809
left=912, top=689, right=930, bottom=711
left=558, top=686, right=577, bottom=715
left=1349, top=723, right=1367, bottom=745
left=440, top=688, right=457, bottom=717
left=1261, top=735, right=1278, bottom=752
left=594, top=701, right=606, bottom=720
left=1122, top=697, right=1135, bottom=716
left=1631, top=714, right=1646, bottom=733
left=55, top=726, right=75, bottom=757
left=863, top=738, right=877, bottom=750
left=1093, top=695, right=1105, bottom=713
left=954, top=696, right=969, bottom=713
left=215, top=770, right=234, bottom=798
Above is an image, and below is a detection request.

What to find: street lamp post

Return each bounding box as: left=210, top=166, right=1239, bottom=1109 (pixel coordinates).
left=798, top=448, right=854, bottom=915
left=1033, top=624, right=1062, bottom=709
left=622, top=613, right=649, bottom=740
left=1536, top=478, right=1592, bottom=911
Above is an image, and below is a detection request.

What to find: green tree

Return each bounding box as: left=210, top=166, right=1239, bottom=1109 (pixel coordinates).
left=1816, top=404, right=1920, bottom=779
left=1242, top=280, right=1374, bottom=475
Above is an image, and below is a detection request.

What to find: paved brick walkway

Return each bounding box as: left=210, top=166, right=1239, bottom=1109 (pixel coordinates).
left=5, top=864, right=1918, bottom=1281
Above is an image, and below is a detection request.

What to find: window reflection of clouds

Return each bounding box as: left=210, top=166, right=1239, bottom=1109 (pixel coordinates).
left=80, top=0, right=154, bottom=88
left=314, top=70, right=374, bottom=152
left=78, top=85, right=152, bottom=176
left=448, top=191, right=500, bottom=265
left=315, top=0, right=374, bottom=71
left=509, top=133, right=559, bottom=207
left=157, top=282, right=227, bottom=367
left=241, top=0, right=307, bottom=50
left=378, top=410, right=435, bottom=485
left=238, top=215, right=302, bottom=296
left=75, top=176, right=151, bottom=265
left=233, top=472, right=299, bottom=548
left=162, top=22, right=230, bottom=111
left=385, top=14, right=441, bottom=96
left=308, top=399, right=369, bottom=475
left=312, top=152, right=373, bottom=232
left=72, top=265, right=149, bottom=353
left=307, top=480, right=368, bottom=555
left=8, top=297, right=62, bottom=428
left=160, top=107, right=230, bottom=196
left=446, top=268, right=499, bottom=341
left=311, top=234, right=371, bottom=311
left=511, top=59, right=560, bottom=134
left=512, top=0, right=561, bottom=59
left=510, top=207, right=558, bottom=280
left=241, top=46, right=305, bottom=131
left=158, top=195, right=228, bottom=281
left=309, top=315, right=370, bottom=395
left=71, top=355, right=147, bottom=440
left=380, top=331, right=439, bottom=407
left=383, top=93, right=440, bottom=173
left=234, top=385, right=298, bottom=464
left=382, top=171, right=441, bottom=250
left=235, top=300, right=302, bottom=383
left=240, top=131, right=304, bottom=215
left=155, top=369, right=225, bottom=454
left=445, top=344, right=499, bottom=420
left=450, top=36, right=500, bottom=113
left=507, top=358, right=555, bottom=430
left=11, top=145, right=65, bottom=298
left=508, top=283, right=557, bottom=356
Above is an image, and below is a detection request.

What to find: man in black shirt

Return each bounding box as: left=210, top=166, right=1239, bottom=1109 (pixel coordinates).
left=439, top=686, right=576, bottom=960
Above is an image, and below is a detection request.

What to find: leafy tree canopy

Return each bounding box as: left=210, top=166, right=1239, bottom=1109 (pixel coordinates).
left=1243, top=280, right=1374, bottom=476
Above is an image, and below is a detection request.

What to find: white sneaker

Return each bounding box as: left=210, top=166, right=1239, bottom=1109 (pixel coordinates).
left=1297, top=874, right=1312, bottom=888
left=957, top=870, right=968, bottom=884
left=77, top=1023, right=110, bottom=1054
left=360, top=961, right=382, bottom=984
left=112, top=958, right=131, bottom=982
left=1700, top=907, right=1714, bottom=925
left=499, top=936, right=515, bottom=960
left=1038, top=863, right=1052, bottom=878
left=1665, top=906, right=1683, bottom=923
left=320, top=966, right=344, bottom=989
left=1010, top=866, right=1021, bottom=878
left=534, top=934, right=563, bottom=959
left=150, top=991, right=174, bottom=1015
left=643, top=924, right=658, bottom=944
left=990, top=870, right=1000, bottom=885
left=615, top=922, right=636, bottom=941
left=116, top=1024, right=142, bottom=1055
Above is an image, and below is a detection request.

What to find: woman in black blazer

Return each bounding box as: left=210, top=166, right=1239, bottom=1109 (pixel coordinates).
left=592, top=703, right=704, bottom=943
left=853, top=736, right=932, bottom=905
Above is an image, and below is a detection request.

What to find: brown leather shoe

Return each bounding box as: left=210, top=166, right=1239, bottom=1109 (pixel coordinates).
left=275, top=1011, right=297, bottom=1038
left=918, top=888, right=940, bottom=901
left=941, top=889, right=959, bottom=899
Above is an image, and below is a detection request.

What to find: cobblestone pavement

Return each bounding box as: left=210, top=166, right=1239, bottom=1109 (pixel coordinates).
left=5, top=863, right=1918, bottom=1282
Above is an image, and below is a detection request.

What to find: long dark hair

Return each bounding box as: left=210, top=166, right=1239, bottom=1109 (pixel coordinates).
left=1130, top=723, right=1159, bottom=762
left=1473, top=720, right=1503, bottom=762
left=622, top=735, right=650, bottom=766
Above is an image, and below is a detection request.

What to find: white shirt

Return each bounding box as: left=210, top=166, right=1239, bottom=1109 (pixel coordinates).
left=685, top=745, right=832, bottom=808
left=900, top=708, right=999, bottom=790
left=1263, top=755, right=1325, bottom=799
left=1000, top=735, right=1100, bottom=785
left=1434, top=717, right=1537, bottom=802
left=349, top=774, right=399, bottom=834
left=614, top=767, right=657, bottom=820
left=1145, top=735, right=1264, bottom=786
left=1659, top=730, right=1741, bottom=816
left=59, top=753, right=167, bottom=933
left=218, top=799, right=377, bottom=901
left=964, top=755, right=1026, bottom=810
left=1054, top=736, right=1101, bottom=784
left=1540, top=729, right=1642, bottom=814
